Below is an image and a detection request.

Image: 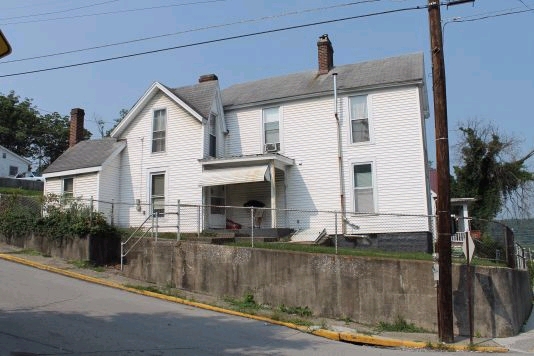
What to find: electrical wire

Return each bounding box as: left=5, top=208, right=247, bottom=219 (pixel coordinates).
left=0, top=0, right=227, bottom=26
left=0, top=0, right=119, bottom=21
left=0, top=5, right=426, bottom=78
left=447, top=7, right=533, bottom=23
left=1, top=6, right=424, bottom=78
left=1, top=0, right=380, bottom=65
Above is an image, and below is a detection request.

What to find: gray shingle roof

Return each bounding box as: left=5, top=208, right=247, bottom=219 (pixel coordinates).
left=43, top=138, right=124, bottom=174
left=221, top=53, right=424, bottom=109
left=168, top=80, right=218, bottom=119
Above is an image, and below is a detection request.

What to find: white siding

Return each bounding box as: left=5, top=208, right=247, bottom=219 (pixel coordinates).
left=98, top=152, right=121, bottom=224
left=43, top=177, right=62, bottom=196
left=224, top=85, right=430, bottom=234
left=341, top=86, right=429, bottom=233
left=225, top=109, right=263, bottom=156
left=117, top=91, right=204, bottom=231
left=43, top=173, right=97, bottom=201
left=0, top=149, right=30, bottom=177
left=74, top=173, right=98, bottom=200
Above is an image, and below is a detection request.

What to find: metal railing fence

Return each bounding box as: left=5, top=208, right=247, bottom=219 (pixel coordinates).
left=2, top=193, right=532, bottom=270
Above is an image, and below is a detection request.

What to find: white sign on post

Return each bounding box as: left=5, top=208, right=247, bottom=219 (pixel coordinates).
left=462, top=234, right=475, bottom=262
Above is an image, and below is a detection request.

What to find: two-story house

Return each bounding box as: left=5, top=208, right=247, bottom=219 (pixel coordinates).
left=43, top=35, right=433, bottom=250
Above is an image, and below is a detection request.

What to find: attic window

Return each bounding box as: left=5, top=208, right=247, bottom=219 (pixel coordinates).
left=152, top=109, right=166, bottom=153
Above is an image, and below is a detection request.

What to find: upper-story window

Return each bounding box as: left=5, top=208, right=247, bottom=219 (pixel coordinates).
left=263, top=107, right=280, bottom=152
left=350, top=95, right=370, bottom=143
left=208, top=113, right=217, bottom=157
left=353, top=163, right=375, bottom=213
left=152, top=109, right=166, bottom=153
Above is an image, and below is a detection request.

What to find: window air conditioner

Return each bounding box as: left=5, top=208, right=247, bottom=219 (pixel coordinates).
left=264, top=142, right=280, bottom=152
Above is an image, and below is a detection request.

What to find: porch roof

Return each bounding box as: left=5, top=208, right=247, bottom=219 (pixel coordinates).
left=199, top=153, right=295, bottom=170
left=199, top=164, right=270, bottom=186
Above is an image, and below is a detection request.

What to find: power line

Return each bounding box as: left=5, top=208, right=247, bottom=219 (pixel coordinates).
left=0, top=0, right=227, bottom=26
left=1, top=0, right=380, bottom=65
left=443, top=7, right=533, bottom=23
left=0, top=5, right=426, bottom=78
left=0, top=0, right=84, bottom=11
left=0, top=0, right=119, bottom=21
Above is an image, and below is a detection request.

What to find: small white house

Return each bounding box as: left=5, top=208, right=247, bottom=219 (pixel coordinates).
left=0, top=144, right=31, bottom=178
left=43, top=35, right=433, bottom=250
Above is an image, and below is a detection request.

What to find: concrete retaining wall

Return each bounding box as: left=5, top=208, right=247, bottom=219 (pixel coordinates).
left=123, top=240, right=532, bottom=338
left=2, top=234, right=120, bottom=265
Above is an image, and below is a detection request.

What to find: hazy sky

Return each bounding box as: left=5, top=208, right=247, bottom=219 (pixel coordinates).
left=1, top=0, right=533, bottom=165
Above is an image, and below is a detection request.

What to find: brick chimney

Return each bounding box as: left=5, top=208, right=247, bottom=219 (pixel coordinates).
left=317, top=34, right=334, bottom=75
left=69, top=108, right=85, bottom=148
left=198, top=74, right=218, bottom=83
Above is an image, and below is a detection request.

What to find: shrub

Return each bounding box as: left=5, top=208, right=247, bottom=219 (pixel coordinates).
left=35, top=196, right=120, bottom=245
left=0, top=194, right=39, bottom=242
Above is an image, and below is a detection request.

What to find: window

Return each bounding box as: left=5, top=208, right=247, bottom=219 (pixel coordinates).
left=263, top=107, right=280, bottom=152
left=209, top=114, right=217, bottom=157
left=151, top=173, right=165, bottom=216
left=63, top=178, right=74, bottom=198
left=152, top=109, right=166, bottom=153
left=353, top=164, right=374, bottom=212
left=2, top=152, right=6, bottom=159
left=350, top=95, right=370, bottom=143
left=9, top=166, right=18, bottom=176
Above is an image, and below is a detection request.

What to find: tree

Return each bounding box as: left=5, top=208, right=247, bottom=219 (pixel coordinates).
left=105, top=108, right=128, bottom=137
left=451, top=120, right=534, bottom=221
left=1, top=91, right=91, bottom=172
left=0, top=91, right=40, bottom=157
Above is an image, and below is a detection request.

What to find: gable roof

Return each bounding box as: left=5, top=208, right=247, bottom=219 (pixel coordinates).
left=43, top=138, right=126, bottom=177
left=167, top=80, right=218, bottom=119
left=0, top=144, right=31, bottom=165
left=221, top=53, right=425, bottom=109
left=111, top=81, right=218, bottom=137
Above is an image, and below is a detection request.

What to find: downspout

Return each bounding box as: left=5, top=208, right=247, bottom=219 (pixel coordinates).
left=333, top=73, right=346, bottom=234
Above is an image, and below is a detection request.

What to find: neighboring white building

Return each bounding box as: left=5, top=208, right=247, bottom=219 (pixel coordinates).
left=43, top=35, right=433, bottom=249
left=0, top=144, right=31, bottom=178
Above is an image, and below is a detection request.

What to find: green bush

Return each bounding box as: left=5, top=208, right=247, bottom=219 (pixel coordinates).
left=0, top=193, right=119, bottom=246
left=0, top=194, right=39, bottom=242
left=35, top=195, right=119, bottom=245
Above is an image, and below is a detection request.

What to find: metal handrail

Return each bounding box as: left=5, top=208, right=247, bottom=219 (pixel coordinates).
left=121, top=213, right=154, bottom=270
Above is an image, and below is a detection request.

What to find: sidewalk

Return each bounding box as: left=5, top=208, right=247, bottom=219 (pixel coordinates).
left=0, top=242, right=520, bottom=353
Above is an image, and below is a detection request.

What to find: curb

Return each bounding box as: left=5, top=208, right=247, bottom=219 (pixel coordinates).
left=0, top=253, right=509, bottom=353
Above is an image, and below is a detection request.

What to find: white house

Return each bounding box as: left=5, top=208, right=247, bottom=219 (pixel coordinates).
left=0, top=144, right=31, bottom=178
left=43, top=35, right=433, bottom=250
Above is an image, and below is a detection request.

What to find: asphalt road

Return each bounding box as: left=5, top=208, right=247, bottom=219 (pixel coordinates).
left=0, top=258, right=524, bottom=355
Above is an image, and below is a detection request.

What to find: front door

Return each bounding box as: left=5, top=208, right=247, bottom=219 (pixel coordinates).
left=209, top=185, right=226, bottom=228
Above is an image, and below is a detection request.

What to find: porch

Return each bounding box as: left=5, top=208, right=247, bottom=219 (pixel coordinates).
left=199, top=153, right=295, bottom=230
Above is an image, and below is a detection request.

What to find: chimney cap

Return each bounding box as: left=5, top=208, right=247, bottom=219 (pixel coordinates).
left=198, top=74, right=218, bottom=83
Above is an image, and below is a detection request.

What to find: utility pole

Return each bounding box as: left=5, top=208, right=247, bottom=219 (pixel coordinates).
left=427, top=0, right=475, bottom=343
left=428, top=0, right=453, bottom=343
left=428, top=0, right=476, bottom=343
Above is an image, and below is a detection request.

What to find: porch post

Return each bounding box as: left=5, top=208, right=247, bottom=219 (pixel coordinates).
left=462, top=202, right=469, bottom=232
left=270, top=161, right=277, bottom=228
